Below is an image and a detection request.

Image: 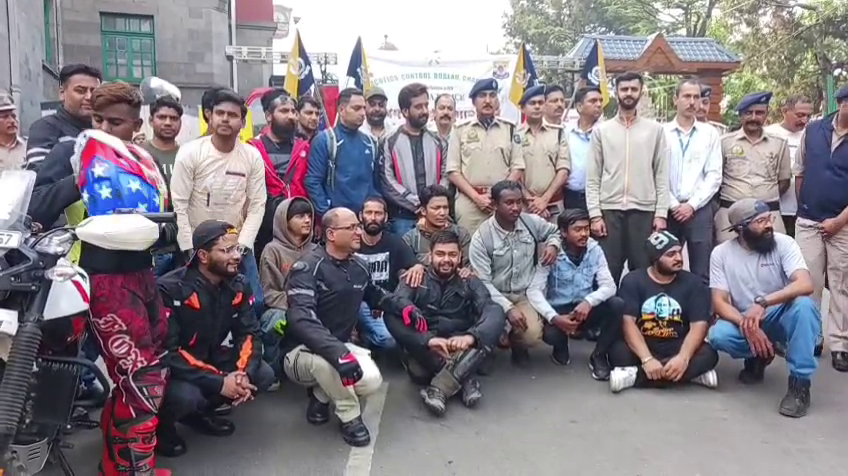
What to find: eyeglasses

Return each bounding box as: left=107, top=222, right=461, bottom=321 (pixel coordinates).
left=750, top=214, right=775, bottom=227
left=212, top=244, right=246, bottom=256
left=329, top=223, right=364, bottom=232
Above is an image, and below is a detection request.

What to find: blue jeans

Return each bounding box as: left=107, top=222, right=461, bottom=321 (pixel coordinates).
left=708, top=297, right=821, bottom=379
left=259, top=308, right=287, bottom=379
left=239, top=248, right=264, bottom=317
left=390, top=218, right=417, bottom=237
left=358, top=302, right=396, bottom=349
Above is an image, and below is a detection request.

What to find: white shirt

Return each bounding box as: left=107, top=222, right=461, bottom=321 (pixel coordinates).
left=764, top=123, right=803, bottom=215
left=663, top=118, right=723, bottom=211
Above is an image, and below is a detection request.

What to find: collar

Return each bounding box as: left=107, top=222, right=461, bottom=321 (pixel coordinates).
left=426, top=266, right=460, bottom=283
left=56, top=104, right=93, bottom=130
left=0, top=135, right=24, bottom=149
left=185, top=265, right=234, bottom=293
left=319, top=246, right=355, bottom=266
left=491, top=215, right=528, bottom=234
left=734, top=128, right=768, bottom=143
left=616, top=113, right=639, bottom=127
left=519, top=121, right=550, bottom=134
left=667, top=117, right=700, bottom=134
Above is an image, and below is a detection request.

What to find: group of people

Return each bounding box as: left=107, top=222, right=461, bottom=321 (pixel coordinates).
left=1, top=60, right=847, bottom=476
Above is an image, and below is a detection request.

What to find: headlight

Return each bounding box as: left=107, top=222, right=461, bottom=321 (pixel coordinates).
left=33, top=230, right=75, bottom=256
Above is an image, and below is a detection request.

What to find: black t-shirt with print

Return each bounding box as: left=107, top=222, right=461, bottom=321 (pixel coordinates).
left=356, top=232, right=418, bottom=292
left=261, top=135, right=294, bottom=177
left=618, top=269, right=711, bottom=355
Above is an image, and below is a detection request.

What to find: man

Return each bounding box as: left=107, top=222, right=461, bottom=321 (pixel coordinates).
left=587, top=71, right=670, bottom=284
left=284, top=208, right=390, bottom=447
left=469, top=180, right=560, bottom=365
left=385, top=230, right=505, bottom=416
left=518, top=84, right=570, bottom=221
left=716, top=92, right=792, bottom=243
left=381, top=83, right=447, bottom=235
left=297, top=95, right=321, bottom=141
left=543, top=84, right=567, bottom=126
left=26, top=64, right=101, bottom=170
left=170, top=88, right=267, bottom=315
left=361, top=87, right=389, bottom=140
left=0, top=91, right=25, bottom=171
left=259, top=197, right=317, bottom=379
left=142, top=96, right=183, bottom=184
left=766, top=95, right=813, bottom=237
left=708, top=199, right=820, bottom=417
left=563, top=87, right=603, bottom=211
left=608, top=231, right=719, bottom=393
left=305, top=88, right=379, bottom=216
left=28, top=82, right=172, bottom=475
left=527, top=209, right=624, bottom=380
left=403, top=184, right=472, bottom=267
left=156, top=221, right=274, bottom=458
left=431, top=93, right=457, bottom=143
left=447, top=78, right=524, bottom=234
left=696, top=85, right=728, bottom=135
left=664, top=79, right=722, bottom=284
left=794, top=85, right=848, bottom=371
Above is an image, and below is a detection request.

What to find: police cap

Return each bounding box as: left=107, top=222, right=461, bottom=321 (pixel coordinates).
left=736, top=91, right=773, bottom=113
left=469, top=78, right=498, bottom=100
left=519, top=84, right=546, bottom=106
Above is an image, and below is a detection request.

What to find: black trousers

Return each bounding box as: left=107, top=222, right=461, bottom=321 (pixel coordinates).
left=608, top=339, right=719, bottom=387
left=667, top=203, right=714, bottom=285
left=542, top=296, right=624, bottom=355
left=563, top=189, right=588, bottom=212
left=598, top=210, right=654, bottom=285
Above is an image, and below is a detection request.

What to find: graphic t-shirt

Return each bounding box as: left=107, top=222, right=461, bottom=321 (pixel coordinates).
left=141, top=141, right=179, bottom=184
left=260, top=135, right=294, bottom=177
left=618, top=269, right=711, bottom=355
left=355, top=232, right=418, bottom=292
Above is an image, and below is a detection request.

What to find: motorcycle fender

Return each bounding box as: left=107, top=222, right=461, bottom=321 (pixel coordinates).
left=43, top=272, right=91, bottom=321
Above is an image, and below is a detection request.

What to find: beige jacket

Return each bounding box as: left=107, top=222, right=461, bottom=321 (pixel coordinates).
left=259, top=198, right=317, bottom=310
left=170, top=136, right=267, bottom=251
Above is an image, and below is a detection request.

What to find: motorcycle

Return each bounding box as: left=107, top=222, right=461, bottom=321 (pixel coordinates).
left=0, top=170, right=174, bottom=475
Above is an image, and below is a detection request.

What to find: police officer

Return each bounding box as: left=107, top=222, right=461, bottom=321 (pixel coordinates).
left=446, top=78, right=524, bottom=234
left=518, top=84, right=571, bottom=221
left=283, top=207, right=392, bottom=447
left=697, top=85, right=728, bottom=135
left=716, top=92, right=791, bottom=243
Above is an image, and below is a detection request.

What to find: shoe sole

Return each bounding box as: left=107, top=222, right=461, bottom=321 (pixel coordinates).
left=588, top=361, right=610, bottom=381
left=462, top=395, right=482, bottom=408
left=307, top=415, right=330, bottom=426
left=778, top=407, right=808, bottom=418
left=342, top=435, right=371, bottom=447
left=550, top=353, right=570, bottom=366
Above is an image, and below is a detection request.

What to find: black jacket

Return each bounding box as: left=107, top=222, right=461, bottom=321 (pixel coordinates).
left=285, top=246, right=392, bottom=368
left=25, top=106, right=91, bottom=171
left=158, top=266, right=262, bottom=395
left=385, top=269, right=505, bottom=352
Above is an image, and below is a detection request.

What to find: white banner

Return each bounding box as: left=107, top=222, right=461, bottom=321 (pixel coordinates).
left=364, top=52, right=521, bottom=129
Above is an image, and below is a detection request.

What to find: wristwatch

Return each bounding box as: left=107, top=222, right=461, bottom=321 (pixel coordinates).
left=754, top=296, right=768, bottom=308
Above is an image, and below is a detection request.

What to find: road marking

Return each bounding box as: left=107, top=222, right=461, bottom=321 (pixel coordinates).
left=343, top=381, right=389, bottom=476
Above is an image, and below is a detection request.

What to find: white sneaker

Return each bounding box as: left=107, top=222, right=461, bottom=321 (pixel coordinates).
left=267, top=380, right=282, bottom=392
left=610, top=366, right=638, bottom=393
left=691, top=369, right=718, bottom=389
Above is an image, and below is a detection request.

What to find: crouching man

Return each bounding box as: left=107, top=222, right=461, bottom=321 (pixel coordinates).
left=283, top=208, right=388, bottom=447
left=708, top=199, right=820, bottom=417
left=156, top=221, right=275, bottom=457
left=385, top=230, right=505, bottom=416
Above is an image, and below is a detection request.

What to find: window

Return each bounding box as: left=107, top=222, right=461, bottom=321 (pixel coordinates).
left=43, top=0, right=58, bottom=68
left=100, top=13, right=156, bottom=82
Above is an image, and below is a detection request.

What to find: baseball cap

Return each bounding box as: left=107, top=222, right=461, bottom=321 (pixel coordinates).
left=365, top=87, right=387, bottom=101
left=725, top=198, right=771, bottom=231
left=0, top=91, right=16, bottom=112
left=189, top=220, right=239, bottom=265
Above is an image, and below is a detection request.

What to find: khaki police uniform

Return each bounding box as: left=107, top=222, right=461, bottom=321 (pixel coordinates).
left=446, top=116, right=524, bottom=234
left=716, top=129, right=791, bottom=243
left=518, top=122, right=570, bottom=220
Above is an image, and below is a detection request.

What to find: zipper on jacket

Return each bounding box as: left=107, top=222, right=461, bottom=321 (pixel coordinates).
left=623, top=124, right=631, bottom=207
left=206, top=192, right=211, bottom=206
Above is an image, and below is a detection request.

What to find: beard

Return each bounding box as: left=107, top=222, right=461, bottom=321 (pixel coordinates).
left=367, top=113, right=386, bottom=126
left=618, top=96, right=639, bottom=110
left=271, top=119, right=295, bottom=138
left=741, top=227, right=776, bottom=254
left=363, top=220, right=385, bottom=236
left=408, top=114, right=429, bottom=129
left=654, top=260, right=681, bottom=277
left=433, top=260, right=457, bottom=278
left=208, top=260, right=238, bottom=278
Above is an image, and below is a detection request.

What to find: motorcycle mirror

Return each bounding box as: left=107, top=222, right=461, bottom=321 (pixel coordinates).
left=139, top=76, right=181, bottom=104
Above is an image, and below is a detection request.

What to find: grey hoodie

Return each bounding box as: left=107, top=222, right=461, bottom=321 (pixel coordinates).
left=259, top=197, right=317, bottom=310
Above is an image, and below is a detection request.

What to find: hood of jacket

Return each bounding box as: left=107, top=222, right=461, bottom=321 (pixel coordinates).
left=272, top=196, right=314, bottom=249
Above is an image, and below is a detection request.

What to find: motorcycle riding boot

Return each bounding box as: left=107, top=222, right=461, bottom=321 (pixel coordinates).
left=99, top=397, right=172, bottom=476
left=426, top=347, right=491, bottom=415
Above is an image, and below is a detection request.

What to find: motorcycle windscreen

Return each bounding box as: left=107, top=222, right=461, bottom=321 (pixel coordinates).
left=0, top=170, right=36, bottom=233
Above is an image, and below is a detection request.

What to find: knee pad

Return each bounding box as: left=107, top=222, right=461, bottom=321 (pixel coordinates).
left=119, top=364, right=168, bottom=416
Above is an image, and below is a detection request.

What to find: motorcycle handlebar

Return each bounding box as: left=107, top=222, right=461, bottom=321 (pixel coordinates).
left=138, top=212, right=176, bottom=224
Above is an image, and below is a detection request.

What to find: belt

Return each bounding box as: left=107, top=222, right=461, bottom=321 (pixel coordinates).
left=719, top=199, right=780, bottom=211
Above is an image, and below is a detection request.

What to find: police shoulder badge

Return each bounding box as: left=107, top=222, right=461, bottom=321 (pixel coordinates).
left=730, top=145, right=744, bottom=157
left=466, top=129, right=480, bottom=142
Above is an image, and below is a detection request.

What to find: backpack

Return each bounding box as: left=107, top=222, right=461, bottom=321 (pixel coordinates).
left=324, top=127, right=379, bottom=192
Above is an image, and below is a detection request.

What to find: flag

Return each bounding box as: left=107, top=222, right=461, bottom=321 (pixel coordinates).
left=346, top=37, right=372, bottom=91
left=284, top=30, right=316, bottom=98
left=508, top=42, right=540, bottom=107
left=580, top=39, right=610, bottom=107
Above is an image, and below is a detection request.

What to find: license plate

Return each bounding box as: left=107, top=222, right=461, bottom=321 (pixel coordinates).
left=0, top=231, right=22, bottom=250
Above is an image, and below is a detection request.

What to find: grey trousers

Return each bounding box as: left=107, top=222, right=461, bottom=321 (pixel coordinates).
left=598, top=210, right=654, bottom=285
left=667, top=204, right=714, bottom=285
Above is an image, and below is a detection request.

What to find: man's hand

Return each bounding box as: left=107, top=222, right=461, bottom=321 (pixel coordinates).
left=447, top=334, right=476, bottom=353
left=662, top=354, right=690, bottom=382
left=652, top=217, right=667, bottom=232
left=540, top=245, right=558, bottom=266
left=402, top=306, right=429, bottom=332
left=458, top=267, right=474, bottom=279
left=741, top=304, right=767, bottom=334
left=552, top=314, right=579, bottom=334
left=820, top=216, right=847, bottom=238
left=591, top=217, right=607, bottom=237
left=220, top=373, right=242, bottom=399
left=744, top=327, right=774, bottom=358
left=428, top=337, right=451, bottom=359
left=337, top=353, right=363, bottom=387
left=529, top=196, right=549, bottom=215
left=507, top=308, right=528, bottom=331
left=401, top=264, right=426, bottom=288
left=671, top=204, right=695, bottom=223
left=572, top=301, right=592, bottom=323
left=472, top=193, right=493, bottom=213
left=642, top=357, right=664, bottom=380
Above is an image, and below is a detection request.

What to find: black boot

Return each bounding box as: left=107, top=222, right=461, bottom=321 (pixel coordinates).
left=460, top=378, right=483, bottom=408
left=778, top=375, right=811, bottom=418
left=306, top=388, right=330, bottom=425
left=155, top=421, right=187, bottom=458
left=588, top=352, right=611, bottom=381
left=738, top=357, right=771, bottom=384
left=551, top=341, right=570, bottom=366
left=420, top=386, right=448, bottom=416
left=831, top=351, right=848, bottom=372
left=339, top=416, right=371, bottom=447
left=181, top=413, right=235, bottom=437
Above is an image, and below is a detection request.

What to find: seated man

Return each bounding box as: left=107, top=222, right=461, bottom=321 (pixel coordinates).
left=527, top=209, right=623, bottom=380
left=157, top=220, right=275, bottom=457
left=283, top=208, right=389, bottom=447
left=384, top=230, right=505, bottom=416
left=403, top=184, right=472, bottom=267
left=708, top=199, right=820, bottom=418
left=609, top=231, right=719, bottom=393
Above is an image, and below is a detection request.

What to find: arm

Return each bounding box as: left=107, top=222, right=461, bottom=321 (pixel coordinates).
left=439, top=136, right=449, bottom=187
left=618, top=276, right=653, bottom=361
left=445, top=128, right=480, bottom=200
left=709, top=247, right=745, bottom=326
left=24, top=118, right=57, bottom=171
left=795, top=131, right=806, bottom=201
left=527, top=265, right=557, bottom=322
left=540, top=134, right=571, bottom=204
left=466, top=276, right=507, bottom=347
left=380, top=137, right=420, bottom=213
left=383, top=281, right=432, bottom=351
left=27, top=143, right=79, bottom=228
left=689, top=128, right=723, bottom=211
left=652, top=128, right=670, bottom=218
left=586, top=127, right=603, bottom=219
left=506, top=129, right=525, bottom=182
left=304, top=132, right=331, bottom=216
left=259, top=248, right=288, bottom=310
left=677, top=279, right=712, bottom=360
left=584, top=250, right=616, bottom=307
left=459, top=227, right=472, bottom=268
left=238, top=151, right=268, bottom=248
left=777, top=138, right=792, bottom=196
left=170, top=146, right=195, bottom=251
left=468, top=230, right=513, bottom=312
left=762, top=241, right=814, bottom=305
left=231, top=282, right=262, bottom=377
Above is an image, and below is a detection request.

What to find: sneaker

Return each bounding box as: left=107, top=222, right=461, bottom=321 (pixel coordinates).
left=778, top=376, right=811, bottom=418
left=420, top=386, right=447, bottom=416
left=691, top=369, right=719, bottom=389
left=738, top=357, right=771, bottom=384
left=609, top=366, right=638, bottom=393
left=339, top=416, right=371, bottom=447
left=306, top=388, right=330, bottom=425
left=551, top=343, right=570, bottom=366
left=267, top=380, right=281, bottom=392
left=460, top=378, right=483, bottom=408
left=588, top=352, right=611, bottom=381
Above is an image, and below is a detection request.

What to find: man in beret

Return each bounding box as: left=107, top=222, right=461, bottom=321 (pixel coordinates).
left=709, top=199, right=819, bottom=417
left=543, top=84, right=567, bottom=126
left=518, top=84, right=571, bottom=221
left=716, top=92, right=792, bottom=244
left=446, top=78, right=524, bottom=234
left=794, top=83, right=848, bottom=371
left=696, top=84, right=728, bottom=135
left=609, top=230, right=718, bottom=393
